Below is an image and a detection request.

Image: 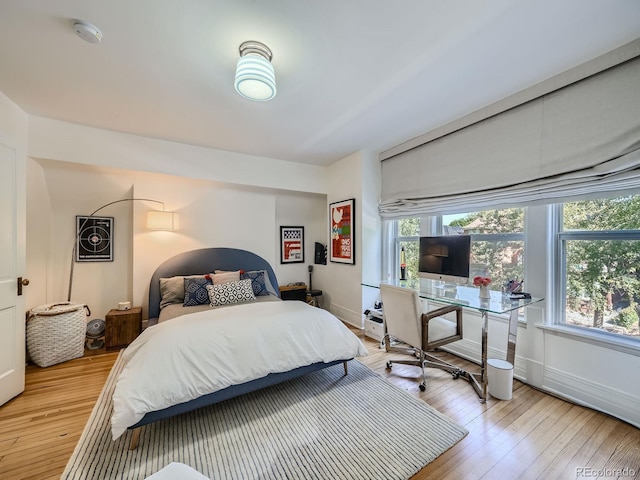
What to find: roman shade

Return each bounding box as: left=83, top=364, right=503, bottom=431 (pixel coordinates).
left=380, top=52, right=640, bottom=219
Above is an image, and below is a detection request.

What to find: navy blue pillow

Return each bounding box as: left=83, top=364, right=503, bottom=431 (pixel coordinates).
left=184, top=276, right=213, bottom=306
left=241, top=270, right=269, bottom=296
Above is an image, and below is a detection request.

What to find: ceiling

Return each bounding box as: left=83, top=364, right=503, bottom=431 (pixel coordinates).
left=1, top=1, right=639, bottom=167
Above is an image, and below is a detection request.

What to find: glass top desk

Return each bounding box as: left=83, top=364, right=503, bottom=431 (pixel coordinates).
left=362, top=279, right=543, bottom=402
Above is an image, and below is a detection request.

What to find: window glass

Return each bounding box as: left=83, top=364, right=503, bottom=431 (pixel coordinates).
left=443, top=208, right=525, bottom=290
left=564, top=196, right=640, bottom=230
left=445, top=208, right=525, bottom=234
left=397, top=218, right=420, bottom=281
left=398, top=218, right=420, bottom=236
left=561, top=195, right=640, bottom=339
left=391, top=209, right=525, bottom=291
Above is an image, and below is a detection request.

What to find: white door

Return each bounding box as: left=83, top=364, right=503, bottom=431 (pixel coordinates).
left=0, top=142, right=25, bottom=406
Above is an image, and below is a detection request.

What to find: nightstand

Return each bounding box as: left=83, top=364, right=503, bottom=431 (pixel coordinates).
left=105, top=307, right=142, bottom=350
left=279, top=284, right=307, bottom=301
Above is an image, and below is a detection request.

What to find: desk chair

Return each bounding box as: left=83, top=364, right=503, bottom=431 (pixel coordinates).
left=380, top=283, right=464, bottom=391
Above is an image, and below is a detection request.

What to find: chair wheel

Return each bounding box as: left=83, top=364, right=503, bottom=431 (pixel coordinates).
left=419, top=384, right=426, bottom=392
left=386, top=361, right=392, bottom=370
left=452, top=372, right=460, bottom=379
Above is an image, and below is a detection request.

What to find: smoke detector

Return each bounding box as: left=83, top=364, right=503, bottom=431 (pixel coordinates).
left=73, top=21, right=102, bottom=44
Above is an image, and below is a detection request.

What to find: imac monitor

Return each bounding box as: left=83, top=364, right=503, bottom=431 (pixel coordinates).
left=418, top=235, right=471, bottom=284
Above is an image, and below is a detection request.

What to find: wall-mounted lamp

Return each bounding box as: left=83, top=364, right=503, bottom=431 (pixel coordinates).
left=146, top=210, right=180, bottom=230
left=234, top=40, right=276, bottom=101
left=68, top=198, right=179, bottom=301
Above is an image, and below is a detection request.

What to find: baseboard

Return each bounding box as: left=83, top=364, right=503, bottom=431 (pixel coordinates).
left=543, top=365, right=640, bottom=428
left=446, top=341, right=639, bottom=427
left=330, top=303, right=364, bottom=330
left=440, top=339, right=528, bottom=380
left=334, top=305, right=640, bottom=427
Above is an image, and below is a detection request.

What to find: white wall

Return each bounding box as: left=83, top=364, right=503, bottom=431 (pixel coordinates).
left=29, top=116, right=330, bottom=195
left=274, top=191, right=327, bottom=289
left=25, top=158, right=51, bottom=310
left=324, top=152, right=363, bottom=326
left=323, top=150, right=382, bottom=328
left=27, top=159, right=329, bottom=320
left=25, top=116, right=341, bottom=319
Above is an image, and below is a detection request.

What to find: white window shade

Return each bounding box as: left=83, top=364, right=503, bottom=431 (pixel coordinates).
left=380, top=55, right=640, bottom=219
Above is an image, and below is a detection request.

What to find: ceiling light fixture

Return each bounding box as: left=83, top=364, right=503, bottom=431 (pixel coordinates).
left=234, top=40, right=276, bottom=101
left=73, top=20, right=103, bottom=44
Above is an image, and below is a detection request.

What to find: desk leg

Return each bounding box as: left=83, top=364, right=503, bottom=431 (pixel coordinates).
left=481, top=310, right=488, bottom=401
left=466, top=310, right=488, bottom=403
left=506, top=309, right=518, bottom=366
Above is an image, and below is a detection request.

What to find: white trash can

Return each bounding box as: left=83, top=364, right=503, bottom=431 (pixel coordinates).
left=487, top=358, right=513, bottom=400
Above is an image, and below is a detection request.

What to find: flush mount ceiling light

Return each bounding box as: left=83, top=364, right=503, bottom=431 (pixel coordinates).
left=234, top=40, right=276, bottom=101
left=73, top=20, right=103, bottom=44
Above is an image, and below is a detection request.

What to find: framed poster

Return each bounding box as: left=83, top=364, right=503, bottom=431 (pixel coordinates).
left=330, top=198, right=355, bottom=265
left=280, top=226, right=305, bottom=264
left=76, top=216, right=114, bottom=262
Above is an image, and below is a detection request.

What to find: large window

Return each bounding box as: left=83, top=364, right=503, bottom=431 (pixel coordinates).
left=445, top=208, right=525, bottom=289
left=559, top=195, right=640, bottom=339
left=391, top=208, right=525, bottom=290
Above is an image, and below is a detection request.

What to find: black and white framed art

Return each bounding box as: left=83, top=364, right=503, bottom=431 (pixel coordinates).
left=76, top=216, right=114, bottom=262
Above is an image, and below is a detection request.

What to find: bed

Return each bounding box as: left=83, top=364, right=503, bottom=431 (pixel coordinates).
left=111, top=247, right=367, bottom=448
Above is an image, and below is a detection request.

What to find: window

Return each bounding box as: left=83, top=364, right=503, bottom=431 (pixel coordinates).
left=389, top=208, right=525, bottom=290
left=444, top=208, right=525, bottom=289
left=394, top=218, right=420, bottom=281
left=558, top=195, right=640, bottom=339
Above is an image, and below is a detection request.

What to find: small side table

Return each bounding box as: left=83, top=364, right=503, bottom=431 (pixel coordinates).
left=105, top=306, right=142, bottom=350
left=279, top=284, right=307, bottom=301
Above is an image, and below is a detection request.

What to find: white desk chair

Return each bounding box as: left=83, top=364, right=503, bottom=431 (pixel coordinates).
left=380, top=283, right=464, bottom=391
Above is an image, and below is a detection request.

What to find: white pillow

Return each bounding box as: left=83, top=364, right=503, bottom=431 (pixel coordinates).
left=212, top=271, right=240, bottom=284
left=206, top=279, right=256, bottom=306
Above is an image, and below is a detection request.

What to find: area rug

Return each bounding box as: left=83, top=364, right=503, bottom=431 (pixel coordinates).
left=62, top=352, right=467, bottom=480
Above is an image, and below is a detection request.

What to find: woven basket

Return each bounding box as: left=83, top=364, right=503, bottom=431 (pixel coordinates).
left=27, top=302, right=88, bottom=368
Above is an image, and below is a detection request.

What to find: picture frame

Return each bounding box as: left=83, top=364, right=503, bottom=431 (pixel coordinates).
left=329, top=198, right=355, bottom=265
left=76, top=216, right=114, bottom=262
left=280, top=226, right=305, bottom=264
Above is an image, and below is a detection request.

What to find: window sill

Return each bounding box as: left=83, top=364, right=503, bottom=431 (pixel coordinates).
left=537, top=324, right=640, bottom=357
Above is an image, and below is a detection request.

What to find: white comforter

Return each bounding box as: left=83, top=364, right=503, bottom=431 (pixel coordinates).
left=111, top=300, right=368, bottom=439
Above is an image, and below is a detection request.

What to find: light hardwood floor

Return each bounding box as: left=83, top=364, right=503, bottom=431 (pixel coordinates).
left=1, top=329, right=638, bottom=480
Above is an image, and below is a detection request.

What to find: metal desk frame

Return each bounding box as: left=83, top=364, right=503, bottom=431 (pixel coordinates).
left=363, top=280, right=543, bottom=402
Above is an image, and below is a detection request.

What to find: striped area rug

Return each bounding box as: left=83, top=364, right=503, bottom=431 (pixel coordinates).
left=63, top=352, right=467, bottom=480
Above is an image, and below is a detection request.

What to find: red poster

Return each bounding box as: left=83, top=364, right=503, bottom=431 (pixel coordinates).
left=330, top=199, right=355, bottom=265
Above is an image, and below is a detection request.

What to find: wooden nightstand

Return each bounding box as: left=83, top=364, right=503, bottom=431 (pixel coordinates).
left=279, top=284, right=307, bottom=301
left=105, top=307, right=142, bottom=350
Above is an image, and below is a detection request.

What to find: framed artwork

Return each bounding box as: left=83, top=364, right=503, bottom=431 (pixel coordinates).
left=330, top=198, right=355, bottom=265
left=280, top=226, right=305, bottom=264
left=76, top=216, right=114, bottom=262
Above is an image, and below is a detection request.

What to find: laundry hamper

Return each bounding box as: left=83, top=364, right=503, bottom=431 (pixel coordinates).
left=27, top=302, right=89, bottom=367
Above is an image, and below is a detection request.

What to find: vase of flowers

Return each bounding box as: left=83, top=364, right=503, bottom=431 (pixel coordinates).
left=473, top=276, right=492, bottom=299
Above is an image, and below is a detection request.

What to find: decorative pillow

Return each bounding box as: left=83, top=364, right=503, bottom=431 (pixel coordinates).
left=212, top=271, right=240, bottom=284
left=246, top=269, right=278, bottom=296
left=206, top=279, right=256, bottom=306
left=160, top=275, right=210, bottom=309
left=241, top=270, right=270, bottom=296
left=183, top=277, right=213, bottom=306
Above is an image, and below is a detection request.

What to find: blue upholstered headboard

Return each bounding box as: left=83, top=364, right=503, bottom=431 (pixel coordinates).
left=148, top=247, right=280, bottom=320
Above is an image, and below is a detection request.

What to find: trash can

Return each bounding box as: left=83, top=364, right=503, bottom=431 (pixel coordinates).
left=487, top=358, right=513, bottom=400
